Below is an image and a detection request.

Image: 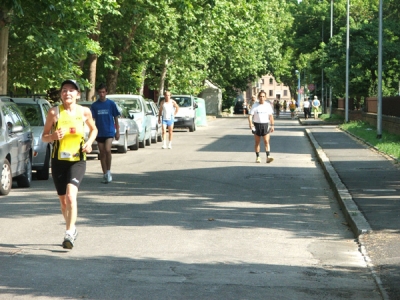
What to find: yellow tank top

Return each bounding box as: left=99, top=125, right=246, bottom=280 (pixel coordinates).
left=52, top=105, right=86, bottom=161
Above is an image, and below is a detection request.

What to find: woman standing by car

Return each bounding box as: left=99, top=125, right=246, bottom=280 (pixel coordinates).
left=42, top=80, right=97, bottom=249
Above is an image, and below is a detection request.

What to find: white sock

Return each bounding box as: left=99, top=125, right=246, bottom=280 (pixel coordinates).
left=66, top=227, right=76, bottom=235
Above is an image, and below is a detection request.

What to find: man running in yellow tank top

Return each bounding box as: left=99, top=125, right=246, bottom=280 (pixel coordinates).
left=42, top=80, right=98, bottom=249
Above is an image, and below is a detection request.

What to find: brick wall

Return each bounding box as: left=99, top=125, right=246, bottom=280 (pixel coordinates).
left=333, top=108, right=400, bottom=135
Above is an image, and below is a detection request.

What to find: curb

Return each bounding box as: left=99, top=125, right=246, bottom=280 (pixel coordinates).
left=305, top=128, right=390, bottom=300
left=305, top=128, right=372, bottom=236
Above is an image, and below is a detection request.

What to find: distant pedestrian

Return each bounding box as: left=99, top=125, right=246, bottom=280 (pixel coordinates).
left=303, top=97, right=311, bottom=119
left=312, top=96, right=321, bottom=119
left=248, top=91, right=275, bottom=163
left=158, top=90, right=179, bottom=149
left=289, top=100, right=296, bottom=119
left=274, top=100, right=281, bottom=118
left=42, top=79, right=98, bottom=249
left=283, top=100, right=287, bottom=112
left=248, top=95, right=257, bottom=111
left=91, top=83, right=121, bottom=183
left=242, top=100, right=248, bottom=115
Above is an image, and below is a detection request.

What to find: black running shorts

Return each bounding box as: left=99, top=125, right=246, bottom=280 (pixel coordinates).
left=96, top=136, right=113, bottom=143
left=253, top=122, right=271, bottom=137
left=51, top=159, right=86, bottom=195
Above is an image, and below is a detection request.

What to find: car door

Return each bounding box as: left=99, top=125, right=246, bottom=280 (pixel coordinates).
left=11, top=104, right=31, bottom=174
left=2, top=105, right=28, bottom=175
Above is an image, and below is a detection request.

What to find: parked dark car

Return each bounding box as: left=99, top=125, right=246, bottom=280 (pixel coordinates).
left=0, top=98, right=33, bottom=195
left=234, top=100, right=244, bottom=114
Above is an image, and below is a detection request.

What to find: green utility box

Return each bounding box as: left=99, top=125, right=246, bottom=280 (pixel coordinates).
left=195, top=97, right=207, bottom=126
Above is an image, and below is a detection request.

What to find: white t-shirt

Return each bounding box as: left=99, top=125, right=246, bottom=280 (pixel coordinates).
left=249, top=102, right=273, bottom=123
left=303, top=100, right=310, bottom=108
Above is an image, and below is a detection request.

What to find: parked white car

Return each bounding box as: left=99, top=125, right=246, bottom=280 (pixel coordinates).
left=146, top=100, right=162, bottom=143
left=107, top=95, right=152, bottom=148
left=79, top=101, right=140, bottom=153
left=4, top=97, right=52, bottom=180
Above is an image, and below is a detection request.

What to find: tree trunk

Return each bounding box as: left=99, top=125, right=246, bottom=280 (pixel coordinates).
left=106, top=60, right=121, bottom=94
left=106, top=23, right=138, bottom=94
left=86, top=22, right=101, bottom=101
left=158, top=58, right=169, bottom=96
left=138, top=62, right=147, bottom=96
left=87, top=53, right=98, bottom=100
left=0, top=8, right=11, bottom=95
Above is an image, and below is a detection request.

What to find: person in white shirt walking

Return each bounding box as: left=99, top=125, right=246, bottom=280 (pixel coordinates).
left=303, top=97, right=311, bottom=119
left=158, top=90, right=179, bottom=149
left=248, top=91, right=275, bottom=163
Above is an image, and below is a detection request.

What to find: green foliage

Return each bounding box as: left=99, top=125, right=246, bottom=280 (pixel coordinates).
left=340, top=121, right=400, bottom=159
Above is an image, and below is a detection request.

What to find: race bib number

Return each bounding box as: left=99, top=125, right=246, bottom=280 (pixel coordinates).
left=60, top=151, right=72, bottom=159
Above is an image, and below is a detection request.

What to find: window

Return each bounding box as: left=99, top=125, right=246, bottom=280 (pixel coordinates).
left=269, top=90, right=273, bottom=97
left=284, top=90, right=288, bottom=96
left=269, top=78, right=273, bottom=85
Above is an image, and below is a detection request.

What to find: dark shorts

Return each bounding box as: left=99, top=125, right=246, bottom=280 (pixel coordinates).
left=253, top=122, right=271, bottom=136
left=96, top=136, right=114, bottom=143
left=51, top=159, right=86, bottom=195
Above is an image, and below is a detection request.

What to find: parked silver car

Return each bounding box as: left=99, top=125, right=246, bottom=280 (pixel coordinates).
left=146, top=100, right=162, bottom=143
left=6, top=97, right=52, bottom=180
left=79, top=101, right=140, bottom=153
left=107, top=95, right=152, bottom=148
left=0, top=98, right=33, bottom=195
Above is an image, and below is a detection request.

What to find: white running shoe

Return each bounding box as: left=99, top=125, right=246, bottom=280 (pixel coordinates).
left=107, top=173, right=112, bottom=183
left=162, top=144, right=167, bottom=149
left=102, top=174, right=108, bottom=183
left=168, top=144, right=172, bottom=149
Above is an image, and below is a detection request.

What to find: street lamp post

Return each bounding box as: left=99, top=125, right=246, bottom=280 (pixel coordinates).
left=295, top=70, right=300, bottom=107
left=345, top=0, right=350, bottom=122
left=329, top=0, right=333, bottom=118
left=377, top=0, right=383, bottom=139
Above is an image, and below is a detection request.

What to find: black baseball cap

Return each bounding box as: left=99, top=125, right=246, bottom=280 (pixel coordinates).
left=61, top=79, right=80, bottom=92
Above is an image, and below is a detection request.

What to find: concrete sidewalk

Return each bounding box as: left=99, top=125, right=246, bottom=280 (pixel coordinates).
left=303, top=120, right=400, bottom=300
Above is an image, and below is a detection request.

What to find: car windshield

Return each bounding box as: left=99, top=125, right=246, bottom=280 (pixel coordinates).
left=171, top=97, right=191, bottom=107
left=109, top=98, right=142, bottom=113
left=16, top=104, right=43, bottom=126
left=159, top=96, right=191, bottom=107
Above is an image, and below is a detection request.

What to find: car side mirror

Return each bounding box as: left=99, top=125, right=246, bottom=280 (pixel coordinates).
left=11, top=125, right=24, bottom=133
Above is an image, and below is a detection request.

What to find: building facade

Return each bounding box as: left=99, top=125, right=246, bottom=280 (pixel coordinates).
left=243, top=75, right=292, bottom=102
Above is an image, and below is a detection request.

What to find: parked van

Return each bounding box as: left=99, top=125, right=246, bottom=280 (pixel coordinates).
left=158, top=94, right=198, bottom=132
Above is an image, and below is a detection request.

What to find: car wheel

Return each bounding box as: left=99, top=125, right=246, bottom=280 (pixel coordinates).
left=0, top=158, right=12, bottom=195
left=139, top=136, right=145, bottom=148
left=151, top=128, right=157, bottom=144
left=16, top=156, right=32, bottom=188
left=117, top=134, right=128, bottom=153
left=129, top=134, right=139, bottom=150
left=145, top=132, right=151, bottom=146
left=157, top=132, right=163, bottom=142
left=37, top=148, right=50, bottom=180
left=189, top=119, right=195, bottom=132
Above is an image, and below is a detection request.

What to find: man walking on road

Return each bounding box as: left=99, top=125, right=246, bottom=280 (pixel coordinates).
left=158, top=90, right=179, bottom=149
left=248, top=91, right=275, bottom=163
left=90, top=83, right=120, bottom=183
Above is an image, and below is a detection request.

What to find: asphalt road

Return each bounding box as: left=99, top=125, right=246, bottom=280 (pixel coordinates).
left=0, top=116, right=381, bottom=299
